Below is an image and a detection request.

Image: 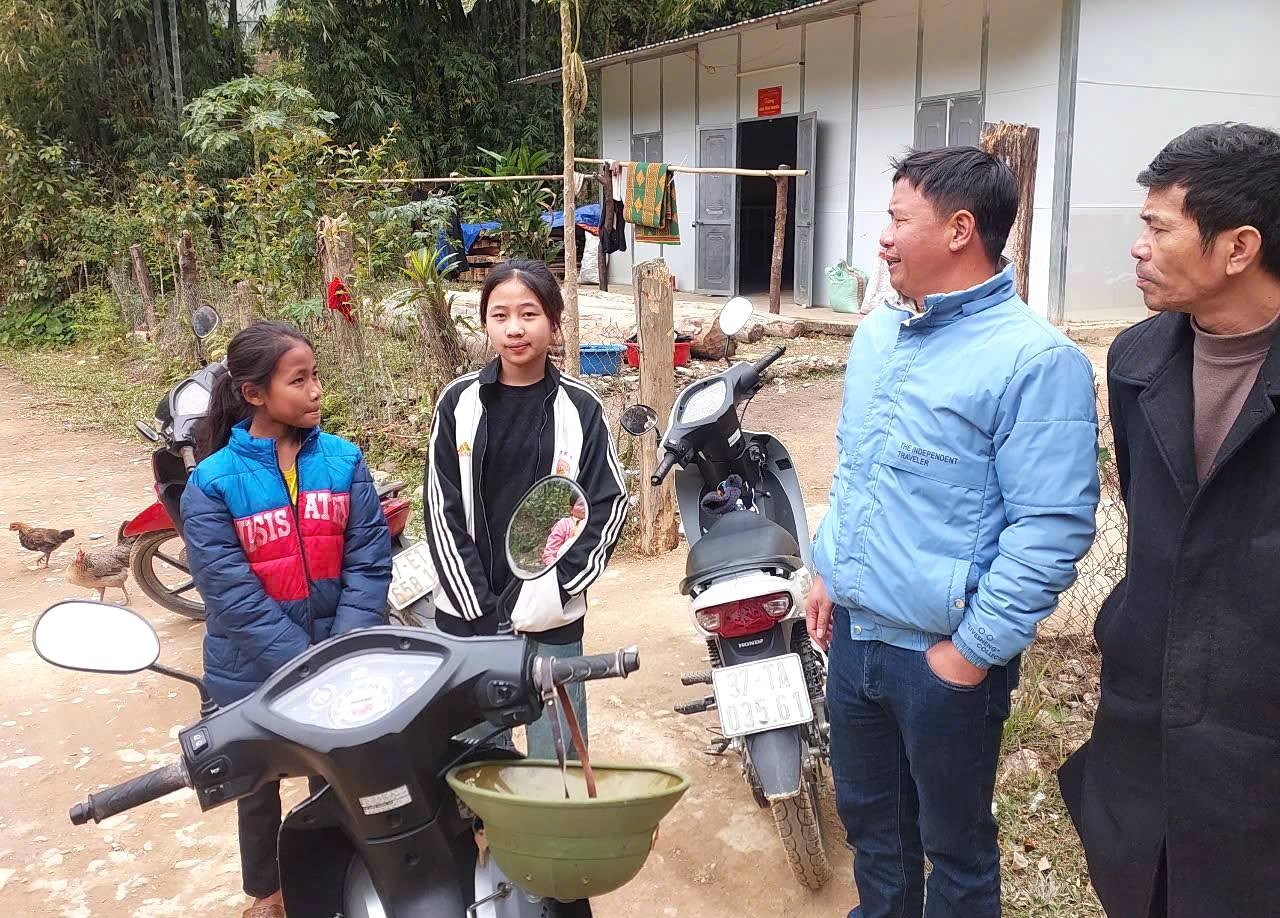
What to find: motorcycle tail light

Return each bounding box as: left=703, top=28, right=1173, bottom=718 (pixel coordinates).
left=382, top=497, right=412, bottom=538
left=696, top=592, right=793, bottom=638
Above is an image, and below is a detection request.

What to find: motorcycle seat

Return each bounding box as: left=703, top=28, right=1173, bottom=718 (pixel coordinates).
left=681, top=511, right=803, bottom=595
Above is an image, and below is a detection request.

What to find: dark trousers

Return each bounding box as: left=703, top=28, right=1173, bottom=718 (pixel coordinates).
left=238, top=777, right=325, bottom=899
left=828, top=610, right=1016, bottom=918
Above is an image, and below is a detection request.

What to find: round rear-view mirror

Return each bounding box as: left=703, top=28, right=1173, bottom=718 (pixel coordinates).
left=620, top=404, right=658, bottom=437
left=192, top=305, right=220, bottom=340
left=717, top=297, right=754, bottom=338
left=505, top=476, right=590, bottom=582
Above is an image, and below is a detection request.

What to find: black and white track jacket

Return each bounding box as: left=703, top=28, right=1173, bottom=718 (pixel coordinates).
left=425, top=358, right=627, bottom=638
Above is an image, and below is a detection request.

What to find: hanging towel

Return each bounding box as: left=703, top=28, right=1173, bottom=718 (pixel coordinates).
left=625, top=162, right=680, bottom=245
left=610, top=161, right=626, bottom=202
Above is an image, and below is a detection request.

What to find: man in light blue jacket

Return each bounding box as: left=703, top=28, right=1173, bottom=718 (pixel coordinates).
left=806, top=147, right=1099, bottom=918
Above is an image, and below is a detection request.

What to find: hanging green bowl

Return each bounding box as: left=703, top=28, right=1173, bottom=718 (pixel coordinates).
left=447, top=760, right=690, bottom=901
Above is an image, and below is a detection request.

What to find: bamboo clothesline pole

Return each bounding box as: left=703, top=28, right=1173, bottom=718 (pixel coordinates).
left=574, top=157, right=808, bottom=178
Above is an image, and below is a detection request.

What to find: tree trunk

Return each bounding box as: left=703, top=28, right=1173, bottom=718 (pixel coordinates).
left=232, top=280, right=256, bottom=330
left=129, top=244, right=158, bottom=331
left=634, top=260, right=680, bottom=555
left=168, top=0, right=184, bottom=115
left=149, top=0, right=173, bottom=118
left=517, top=0, right=528, bottom=75
left=980, top=121, right=1039, bottom=304
left=227, top=0, right=240, bottom=64
left=176, top=230, right=201, bottom=318
left=317, top=215, right=366, bottom=362
left=770, top=168, right=790, bottom=315
left=559, top=0, right=580, bottom=375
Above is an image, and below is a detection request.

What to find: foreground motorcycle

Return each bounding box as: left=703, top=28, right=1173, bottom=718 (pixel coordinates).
left=35, top=476, right=686, bottom=916
left=622, top=298, right=832, bottom=889
left=120, top=304, right=422, bottom=622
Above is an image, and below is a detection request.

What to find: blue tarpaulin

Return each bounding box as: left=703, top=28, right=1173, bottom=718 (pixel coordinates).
left=541, top=203, right=601, bottom=230
left=435, top=205, right=603, bottom=270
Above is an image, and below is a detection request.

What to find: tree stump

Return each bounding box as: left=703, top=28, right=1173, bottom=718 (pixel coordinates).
left=316, top=215, right=365, bottom=361
left=232, top=280, right=257, bottom=331
left=129, top=244, right=158, bottom=331
left=177, top=231, right=201, bottom=320
left=980, top=122, right=1039, bottom=303
left=634, top=259, right=680, bottom=556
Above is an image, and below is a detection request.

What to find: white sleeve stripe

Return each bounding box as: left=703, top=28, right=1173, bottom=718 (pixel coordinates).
left=427, top=393, right=485, bottom=621
left=560, top=388, right=630, bottom=593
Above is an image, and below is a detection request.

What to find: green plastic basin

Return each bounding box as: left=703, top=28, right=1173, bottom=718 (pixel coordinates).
left=447, top=760, right=690, bottom=901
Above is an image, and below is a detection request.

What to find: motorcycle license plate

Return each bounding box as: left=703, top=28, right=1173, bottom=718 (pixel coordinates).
left=712, top=654, right=813, bottom=738
left=389, top=541, right=437, bottom=611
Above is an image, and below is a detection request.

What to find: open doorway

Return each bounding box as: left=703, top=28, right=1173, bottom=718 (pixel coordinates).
left=737, top=115, right=797, bottom=296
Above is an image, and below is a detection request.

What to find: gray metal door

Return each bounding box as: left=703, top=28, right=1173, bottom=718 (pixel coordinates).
left=695, top=125, right=737, bottom=296
left=948, top=97, right=982, bottom=147
left=794, top=113, right=817, bottom=308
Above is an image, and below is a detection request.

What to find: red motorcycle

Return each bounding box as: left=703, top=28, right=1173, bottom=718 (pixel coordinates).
left=125, top=306, right=415, bottom=620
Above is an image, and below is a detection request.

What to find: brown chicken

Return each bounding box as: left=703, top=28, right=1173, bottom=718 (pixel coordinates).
left=9, top=522, right=76, bottom=568
left=68, top=535, right=137, bottom=603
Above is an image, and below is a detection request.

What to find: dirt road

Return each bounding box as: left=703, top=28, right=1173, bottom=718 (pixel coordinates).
left=0, top=368, right=853, bottom=917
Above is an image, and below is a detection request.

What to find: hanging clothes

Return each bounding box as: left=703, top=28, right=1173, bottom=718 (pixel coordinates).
left=625, top=162, right=680, bottom=245
left=599, top=162, right=627, bottom=255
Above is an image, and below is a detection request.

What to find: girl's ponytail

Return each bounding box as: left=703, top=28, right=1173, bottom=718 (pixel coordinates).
left=196, top=319, right=314, bottom=460
left=199, top=369, right=250, bottom=459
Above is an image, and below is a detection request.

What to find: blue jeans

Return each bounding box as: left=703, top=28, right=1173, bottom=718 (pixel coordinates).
left=828, top=609, right=1016, bottom=918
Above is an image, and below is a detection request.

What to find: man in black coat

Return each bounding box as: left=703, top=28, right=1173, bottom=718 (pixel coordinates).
left=1059, top=122, right=1280, bottom=918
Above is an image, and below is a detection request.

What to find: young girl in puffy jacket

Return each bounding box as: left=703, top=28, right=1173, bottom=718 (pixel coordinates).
left=181, top=320, right=391, bottom=918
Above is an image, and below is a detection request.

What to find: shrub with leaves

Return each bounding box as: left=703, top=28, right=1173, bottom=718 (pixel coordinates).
left=461, top=145, right=560, bottom=262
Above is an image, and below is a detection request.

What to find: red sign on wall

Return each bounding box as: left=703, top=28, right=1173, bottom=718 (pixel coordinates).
left=757, top=86, right=783, bottom=117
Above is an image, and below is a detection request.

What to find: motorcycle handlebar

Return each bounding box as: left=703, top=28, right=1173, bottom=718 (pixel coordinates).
left=69, top=761, right=190, bottom=826
left=753, top=346, right=786, bottom=376
left=651, top=452, right=679, bottom=486
left=543, top=647, right=640, bottom=686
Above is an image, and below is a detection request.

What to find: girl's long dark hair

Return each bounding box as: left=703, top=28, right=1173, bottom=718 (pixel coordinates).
left=199, top=320, right=314, bottom=459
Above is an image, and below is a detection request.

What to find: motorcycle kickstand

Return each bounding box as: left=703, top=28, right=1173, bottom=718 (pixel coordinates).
left=703, top=731, right=731, bottom=757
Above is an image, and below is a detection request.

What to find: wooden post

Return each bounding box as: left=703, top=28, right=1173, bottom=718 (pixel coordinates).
left=176, top=230, right=200, bottom=319
left=634, top=260, right=680, bottom=555
left=770, top=165, right=791, bottom=315
left=980, top=121, right=1039, bottom=303
left=129, top=244, right=158, bottom=330
left=597, top=166, right=613, bottom=294
left=233, top=280, right=256, bottom=330
left=558, top=0, right=580, bottom=376
left=316, top=215, right=364, bottom=359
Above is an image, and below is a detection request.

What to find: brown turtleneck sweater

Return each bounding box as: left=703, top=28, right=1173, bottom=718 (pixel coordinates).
left=1192, top=310, right=1280, bottom=481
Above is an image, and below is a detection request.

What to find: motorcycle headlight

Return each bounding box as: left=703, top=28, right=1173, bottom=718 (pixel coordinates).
left=679, top=380, right=727, bottom=424
left=172, top=380, right=211, bottom=418
left=269, top=652, right=444, bottom=730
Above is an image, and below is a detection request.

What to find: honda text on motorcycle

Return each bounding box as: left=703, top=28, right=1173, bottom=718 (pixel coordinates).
left=622, top=297, right=832, bottom=889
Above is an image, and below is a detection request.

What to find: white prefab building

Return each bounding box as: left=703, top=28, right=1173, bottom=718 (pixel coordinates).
left=522, top=0, right=1280, bottom=323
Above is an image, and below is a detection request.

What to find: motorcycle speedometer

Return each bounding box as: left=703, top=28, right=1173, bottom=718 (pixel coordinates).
left=269, top=652, right=443, bottom=730
left=679, top=379, right=728, bottom=424
left=173, top=380, right=211, bottom=418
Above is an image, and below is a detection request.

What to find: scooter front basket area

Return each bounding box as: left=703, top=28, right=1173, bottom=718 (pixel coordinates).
left=446, top=760, right=689, bottom=901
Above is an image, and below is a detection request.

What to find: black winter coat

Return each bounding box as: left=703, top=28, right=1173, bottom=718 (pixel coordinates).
left=1059, top=312, right=1280, bottom=918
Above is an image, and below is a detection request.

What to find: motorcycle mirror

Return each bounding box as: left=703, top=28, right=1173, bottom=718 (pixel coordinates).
left=505, top=476, right=590, bottom=582
left=717, top=297, right=753, bottom=338
left=32, top=600, right=161, bottom=675
left=191, top=304, right=220, bottom=340
left=620, top=404, right=658, bottom=437
left=135, top=420, right=161, bottom=443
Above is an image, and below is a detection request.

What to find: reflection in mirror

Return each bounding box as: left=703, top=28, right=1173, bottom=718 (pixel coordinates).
left=620, top=404, right=658, bottom=437
left=192, top=305, right=221, bottom=340
left=32, top=601, right=161, bottom=674
left=718, top=297, right=754, bottom=338
left=505, top=476, right=590, bottom=581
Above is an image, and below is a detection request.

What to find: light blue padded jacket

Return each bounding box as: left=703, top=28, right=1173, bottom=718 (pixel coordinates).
left=812, top=264, right=1100, bottom=668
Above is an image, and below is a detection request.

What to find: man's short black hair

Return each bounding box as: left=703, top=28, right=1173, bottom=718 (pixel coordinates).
left=1138, top=122, right=1280, bottom=278
left=890, top=147, right=1019, bottom=264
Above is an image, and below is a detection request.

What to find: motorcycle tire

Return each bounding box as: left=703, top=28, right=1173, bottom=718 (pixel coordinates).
left=771, top=776, right=833, bottom=891
left=131, top=530, right=207, bottom=621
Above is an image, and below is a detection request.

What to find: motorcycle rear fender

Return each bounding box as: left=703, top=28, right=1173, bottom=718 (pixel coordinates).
left=123, top=500, right=176, bottom=537
left=716, top=630, right=806, bottom=800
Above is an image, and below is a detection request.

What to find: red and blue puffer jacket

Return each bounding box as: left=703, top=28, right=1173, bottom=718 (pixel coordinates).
left=181, top=421, right=392, bottom=704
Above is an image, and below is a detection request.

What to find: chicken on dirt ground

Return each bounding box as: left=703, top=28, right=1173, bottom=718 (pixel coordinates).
left=68, top=534, right=137, bottom=603
left=9, top=521, right=75, bottom=568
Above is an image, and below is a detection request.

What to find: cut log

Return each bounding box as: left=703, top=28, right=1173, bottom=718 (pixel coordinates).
left=980, top=121, right=1039, bottom=303
left=690, top=317, right=737, bottom=361
left=633, top=259, right=680, bottom=556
